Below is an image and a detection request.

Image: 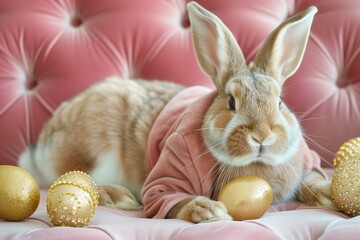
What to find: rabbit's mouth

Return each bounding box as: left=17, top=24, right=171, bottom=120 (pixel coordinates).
left=219, top=152, right=274, bottom=167
left=256, top=145, right=266, bottom=157
left=224, top=149, right=289, bottom=167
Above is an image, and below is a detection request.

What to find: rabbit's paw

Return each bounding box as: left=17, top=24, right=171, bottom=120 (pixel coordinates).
left=173, top=196, right=232, bottom=223
left=299, top=171, right=339, bottom=211
left=98, top=184, right=143, bottom=210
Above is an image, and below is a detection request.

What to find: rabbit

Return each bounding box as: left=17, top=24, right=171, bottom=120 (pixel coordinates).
left=19, top=78, right=184, bottom=210
left=142, top=3, right=338, bottom=223
left=19, top=2, right=337, bottom=223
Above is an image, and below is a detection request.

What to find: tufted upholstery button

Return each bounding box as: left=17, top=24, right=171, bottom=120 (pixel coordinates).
left=71, top=17, right=82, bottom=27
left=25, top=79, right=38, bottom=90
left=181, top=13, right=190, bottom=28
left=181, top=17, right=190, bottom=28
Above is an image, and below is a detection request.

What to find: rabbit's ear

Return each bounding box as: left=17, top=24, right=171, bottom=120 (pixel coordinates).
left=253, top=7, right=317, bottom=85
left=188, top=2, right=247, bottom=91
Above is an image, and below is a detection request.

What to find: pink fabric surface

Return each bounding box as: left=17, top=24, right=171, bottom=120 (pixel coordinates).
left=1, top=0, right=360, bottom=239
left=0, top=190, right=355, bottom=240
left=0, top=0, right=359, bottom=167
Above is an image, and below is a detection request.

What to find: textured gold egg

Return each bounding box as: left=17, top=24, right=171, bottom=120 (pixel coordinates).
left=0, top=165, right=40, bottom=221
left=218, top=176, right=273, bottom=221
left=333, top=137, right=360, bottom=167
left=47, top=171, right=99, bottom=227
left=331, top=157, right=360, bottom=217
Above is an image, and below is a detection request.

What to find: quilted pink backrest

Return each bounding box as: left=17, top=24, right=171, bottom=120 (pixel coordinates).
left=1, top=0, right=359, bottom=166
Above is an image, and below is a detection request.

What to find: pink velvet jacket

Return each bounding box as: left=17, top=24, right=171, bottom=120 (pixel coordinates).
left=141, top=86, right=324, bottom=219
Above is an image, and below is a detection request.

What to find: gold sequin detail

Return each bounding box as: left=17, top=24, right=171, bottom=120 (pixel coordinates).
left=333, top=137, right=360, bottom=167
left=331, top=157, right=360, bottom=217
left=46, top=171, right=99, bottom=227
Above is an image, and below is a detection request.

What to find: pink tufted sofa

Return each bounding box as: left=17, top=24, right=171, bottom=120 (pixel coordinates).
left=1, top=0, right=360, bottom=239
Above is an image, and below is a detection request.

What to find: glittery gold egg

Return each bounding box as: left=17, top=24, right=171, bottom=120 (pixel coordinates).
left=0, top=165, right=40, bottom=221
left=333, top=137, right=360, bottom=167
left=218, top=176, right=273, bottom=221
left=331, top=157, right=360, bottom=217
left=47, top=171, right=99, bottom=227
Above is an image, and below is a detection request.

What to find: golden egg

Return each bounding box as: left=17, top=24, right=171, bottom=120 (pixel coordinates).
left=331, top=157, right=360, bottom=217
left=0, top=165, right=40, bottom=221
left=333, top=137, right=360, bottom=167
left=46, top=171, right=99, bottom=227
left=218, top=176, right=273, bottom=221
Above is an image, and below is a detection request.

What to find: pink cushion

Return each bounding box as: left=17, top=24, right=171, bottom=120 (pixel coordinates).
left=0, top=190, right=355, bottom=240
left=1, top=0, right=359, bottom=167
left=1, top=0, right=359, bottom=239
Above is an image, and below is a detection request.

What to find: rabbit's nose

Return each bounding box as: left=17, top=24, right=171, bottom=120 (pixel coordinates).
left=250, top=125, right=274, bottom=145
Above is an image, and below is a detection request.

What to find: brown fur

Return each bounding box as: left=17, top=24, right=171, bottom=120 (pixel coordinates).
left=41, top=79, right=182, bottom=183
left=22, top=77, right=183, bottom=205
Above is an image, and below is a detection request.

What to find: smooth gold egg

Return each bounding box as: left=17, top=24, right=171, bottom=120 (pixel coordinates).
left=47, top=171, right=99, bottom=227
left=331, top=157, right=360, bottom=217
left=218, top=176, right=273, bottom=221
left=0, top=165, right=40, bottom=221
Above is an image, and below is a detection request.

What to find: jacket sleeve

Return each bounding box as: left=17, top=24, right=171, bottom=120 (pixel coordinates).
left=141, top=132, right=211, bottom=219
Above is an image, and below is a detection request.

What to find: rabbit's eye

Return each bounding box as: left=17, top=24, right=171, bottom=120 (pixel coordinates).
left=228, top=95, right=236, bottom=111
